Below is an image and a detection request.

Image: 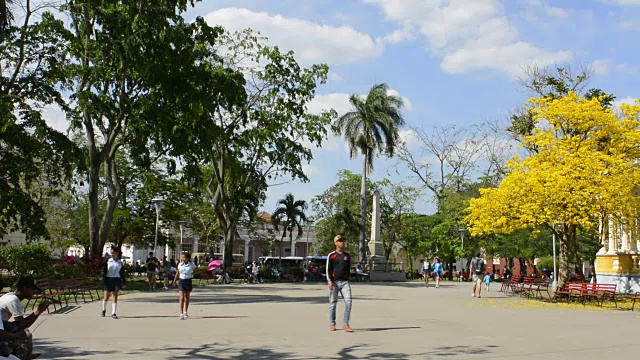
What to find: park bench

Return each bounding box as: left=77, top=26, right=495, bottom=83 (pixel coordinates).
left=553, top=282, right=587, bottom=303
left=26, top=279, right=69, bottom=313
left=512, top=277, right=537, bottom=296
left=581, top=283, right=617, bottom=308
left=500, top=275, right=521, bottom=293
left=632, top=293, right=640, bottom=311
left=195, top=272, right=215, bottom=285
left=530, top=278, right=551, bottom=299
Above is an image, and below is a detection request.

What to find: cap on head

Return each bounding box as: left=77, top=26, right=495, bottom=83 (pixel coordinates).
left=16, top=277, right=42, bottom=293
left=334, top=234, right=345, bottom=243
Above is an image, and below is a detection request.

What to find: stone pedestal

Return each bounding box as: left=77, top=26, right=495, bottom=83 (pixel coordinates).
left=595, top=252, right=640, bottom=293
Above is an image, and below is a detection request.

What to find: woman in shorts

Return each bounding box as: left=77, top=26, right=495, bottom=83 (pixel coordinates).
left=173, top=252, right=196, bottom=320
left=102, top=249, right=125, bottom=319
left=423, top=257, right=431, bottom=288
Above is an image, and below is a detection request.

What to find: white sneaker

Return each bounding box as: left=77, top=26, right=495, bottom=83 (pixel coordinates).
left=180, top=314, right=185, bottom=320
left=472, top=293, right=476, bottom=297
left=184, top=312, right=189, bottom=319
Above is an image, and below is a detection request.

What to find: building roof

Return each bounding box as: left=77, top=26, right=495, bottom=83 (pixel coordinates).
left=257, top=211, right=272, bottom=223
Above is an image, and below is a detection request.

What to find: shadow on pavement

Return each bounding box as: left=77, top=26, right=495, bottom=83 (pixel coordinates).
left=119, top=315, right=246, bottom=320
left=36, top=340, right=499, bottom=359
left=356, top=326, right=421, bottom=332
left=125, top=294, right=394, bottom=306
left=35, top=340, right=118, bottom=359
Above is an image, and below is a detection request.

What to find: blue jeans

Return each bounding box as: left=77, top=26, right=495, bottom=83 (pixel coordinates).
left=329, top=281, right=352, bottom=325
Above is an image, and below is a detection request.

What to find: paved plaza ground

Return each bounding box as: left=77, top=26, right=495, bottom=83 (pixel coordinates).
left=31, top=281, right=639, bottom=359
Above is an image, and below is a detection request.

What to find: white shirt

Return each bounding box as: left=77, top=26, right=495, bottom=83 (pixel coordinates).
left=178, top=262, right=196, bottom=279
left=0, top=292, right=24, bottom=322
left=106, top=258, right=123, bottom=278
left=423, top=261, right=430, bottom=270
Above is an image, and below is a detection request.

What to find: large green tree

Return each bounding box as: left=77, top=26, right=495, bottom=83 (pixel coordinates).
left=1, top=2, right=81, bottom=239
left=333, top=83, right=405, bottom=264
left=190, top=29, right=333, bottom=268
left=272, top=193, right=308, bottom=265
left=63, top=0, right=241, bottom=256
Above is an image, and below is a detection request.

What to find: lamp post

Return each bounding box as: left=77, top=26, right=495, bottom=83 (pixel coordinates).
left=151, top=198, right=165, bottom=258
left=177, top=221, right=188, bottom=261
left=459, top=226, right=466, bottom=280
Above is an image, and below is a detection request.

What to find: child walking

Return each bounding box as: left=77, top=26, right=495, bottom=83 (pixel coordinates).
left=484, top=272, right=491, bottom=291
left=173, top=252, right=196, bottom=320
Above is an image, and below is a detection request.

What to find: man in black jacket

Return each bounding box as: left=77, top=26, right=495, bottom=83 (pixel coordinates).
left=326, top=234, right=353, bottom=332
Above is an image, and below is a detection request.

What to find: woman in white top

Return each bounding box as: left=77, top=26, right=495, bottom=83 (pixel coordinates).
left=172, top=252, right=196, bottom=320
left=102, top=249, right=125, bottom=319
left=423, top=258, right=431, bottom=288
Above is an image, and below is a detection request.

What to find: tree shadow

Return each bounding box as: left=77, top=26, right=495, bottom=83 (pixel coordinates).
left=34, top=340, right=118, bottom=359
left=118, top=315, right=246, bottom=320
left=356, top=326, right=421, bottom=332
left=36, top=340, right=499, bottom=359
left=125, top=294, right=394, bottom=306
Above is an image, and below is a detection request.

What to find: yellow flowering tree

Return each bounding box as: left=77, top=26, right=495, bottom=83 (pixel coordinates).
left=466, top=92, right=640, bottom=287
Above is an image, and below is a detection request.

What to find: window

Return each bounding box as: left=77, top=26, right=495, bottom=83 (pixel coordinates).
left=182, top=244, right=193, bottom=253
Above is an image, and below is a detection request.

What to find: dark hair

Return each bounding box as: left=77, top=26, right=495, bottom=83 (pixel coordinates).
left=148, top=252, right=154, bottom=256
left=111, top=249, right=121, bottom=256
left=475, top=251, right=481, bottom=258
left=182, top=252, right=192, bottom=260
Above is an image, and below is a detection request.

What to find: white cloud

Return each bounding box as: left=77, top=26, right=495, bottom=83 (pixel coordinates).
left=203, top=8, right=383, bottom=65
left=399, top=129, right=420, bottom=149
left=302, top=164, right=321, bottom=176
left=591, top=58, right=612, bottom=75
left=591, top=58, right=639, bottom=75
left=364, top=0, right=573, bottom=78
left=598, top=0, right=640, bottom=5
left=613, top=96, right=639, bottom=113
left=42, top=102, right=69, bottom=133
left=544, top=7, right=570, bottom=17
left=328, top=72, right=344, bottom=81
left=380, top=28, right=415, bottom=44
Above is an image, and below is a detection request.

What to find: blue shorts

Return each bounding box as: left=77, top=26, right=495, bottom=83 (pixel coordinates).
left=103, top=277, right=121, bottom=292
left=178, top=278, right=193, bottom=292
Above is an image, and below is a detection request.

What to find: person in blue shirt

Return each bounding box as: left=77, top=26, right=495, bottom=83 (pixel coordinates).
left=173, top=252, right=196, bottom=320
left=484, top=273, right=491, bottom=291
left=432, top=258, right=444, bottom=288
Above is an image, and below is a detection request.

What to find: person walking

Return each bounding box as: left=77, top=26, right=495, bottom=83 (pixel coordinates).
left=173, top=252, right=196, bottom=320
left=146, top=252, right=158, bottom=292
left=102, top=248, right=125, bottom=319
left=484, top=272, right=491, bottom=291
left=470, top=251, right=485, bottom=298
left=327, top=235, right=353, bottom=332
left=422, top=258, right=431, bottom=288
left=432, top=258, right=444, bottom=288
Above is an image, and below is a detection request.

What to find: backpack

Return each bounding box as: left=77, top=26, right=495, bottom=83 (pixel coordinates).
left=473, top=258, right=484, bottom=275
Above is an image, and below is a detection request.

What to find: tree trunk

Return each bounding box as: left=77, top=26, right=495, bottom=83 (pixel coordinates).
left=518, top=257, right=526, bottom=277
left=557, top=225, right=575, bottom=289
left=87, top=144, right=101, bottom=256
left=590, top=259, right=596, bottom=283
left=359, top=154, right=368, bottom=265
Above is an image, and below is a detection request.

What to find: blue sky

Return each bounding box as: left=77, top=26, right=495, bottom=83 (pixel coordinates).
left=179, top=0, right=640, bottom=217
left=35, top=1, right=640, bottom=217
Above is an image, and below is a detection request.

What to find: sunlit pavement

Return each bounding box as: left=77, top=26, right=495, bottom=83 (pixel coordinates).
left=32, top=281, right=640, bottom=359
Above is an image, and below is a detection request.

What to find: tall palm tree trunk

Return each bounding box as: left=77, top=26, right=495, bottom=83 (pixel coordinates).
left=290, top=228, right=294, bottom=257
left=279, top=229, right=286, bottom=268
left=360, top=154, right=368, bottom=264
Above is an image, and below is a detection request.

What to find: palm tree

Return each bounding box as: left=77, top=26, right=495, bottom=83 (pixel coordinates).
left=272, top=193, right=308, bottom=267
left=333, top=83, right=405, bottom=264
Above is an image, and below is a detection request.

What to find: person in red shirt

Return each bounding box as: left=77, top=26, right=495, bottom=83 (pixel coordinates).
left=326, top=234, right=353, bottom=332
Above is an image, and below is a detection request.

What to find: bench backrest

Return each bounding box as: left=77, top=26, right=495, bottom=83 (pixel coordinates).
left=35, top=279, right=52, bottom=289
left=595, top=283, right=616, bottom=292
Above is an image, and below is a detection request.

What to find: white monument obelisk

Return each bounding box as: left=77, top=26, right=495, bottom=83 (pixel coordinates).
left=369, top=190, right=384, bottom=265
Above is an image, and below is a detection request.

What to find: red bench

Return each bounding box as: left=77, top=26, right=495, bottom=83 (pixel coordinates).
left=500, top=275, right=521, bottom=293
left=632, top=293, right=640, bottom=311
left=553, top=282, right=585, bottom=303
left=581, top=283, right=617, bottom=308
